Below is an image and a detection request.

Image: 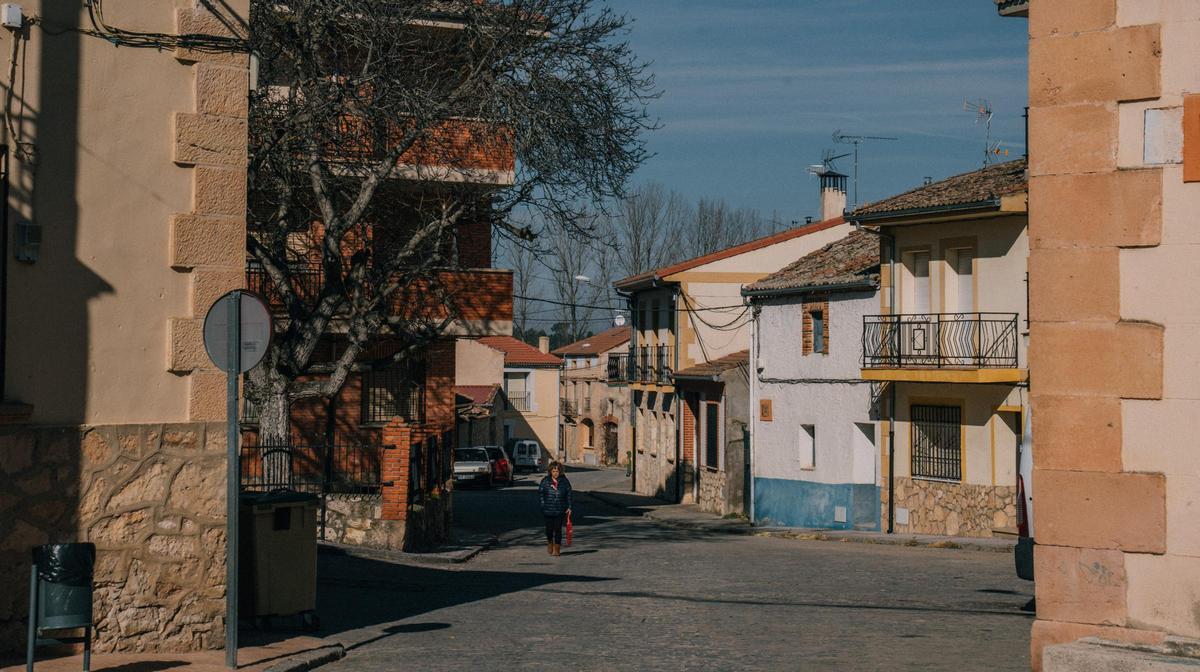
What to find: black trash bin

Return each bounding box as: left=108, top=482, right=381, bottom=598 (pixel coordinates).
left=27, top=543, right=96, bottom=672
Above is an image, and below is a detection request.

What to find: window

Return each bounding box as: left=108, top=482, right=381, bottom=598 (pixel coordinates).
left=362, top=365, right=424, bottom=424
left=704, top=402, right=720, bottom=470
left=907, top=251, right=931, bottom=314
left=799, top=424, right=815, bottom=469
left=505, top=373, right=530, bottom=411
left=812, top=311, right=825, bottom=354
left=803, top=301, right=829, bottom=355
left=951, top=248, right=974, bottom=313
left=911, top=404, right=962, bottom=481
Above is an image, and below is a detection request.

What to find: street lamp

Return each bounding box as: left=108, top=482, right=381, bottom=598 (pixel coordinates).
left=573, top=275, right=625, bottom=328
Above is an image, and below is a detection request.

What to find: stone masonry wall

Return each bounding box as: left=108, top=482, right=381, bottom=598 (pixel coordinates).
left=0, top=422, right=226, bottom=655
left=322, top=496, right=405, bottom=550
left=887, top=477, right=1015, bottom=538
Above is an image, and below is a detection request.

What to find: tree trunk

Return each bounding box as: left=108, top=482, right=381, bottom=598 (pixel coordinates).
left=255, top=379, right=292, bottom=488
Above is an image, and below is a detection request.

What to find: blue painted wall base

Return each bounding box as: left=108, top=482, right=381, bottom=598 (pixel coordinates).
left=753, top=477, right=881, bottom=531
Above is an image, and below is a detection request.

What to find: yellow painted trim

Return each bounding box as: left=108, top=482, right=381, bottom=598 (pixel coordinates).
left=990, top=414, right=996, bottom=486
left=996, top=404, right=1023, bottom=413
left=861, top=368, right=1028, bottom=384
left=666, top=271, right=768, bottom=283
left=999, top=193, right=1028, bottom=213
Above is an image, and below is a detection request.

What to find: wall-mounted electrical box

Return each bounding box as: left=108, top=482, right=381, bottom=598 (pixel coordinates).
left=15, top=221, right=39, bottom=262
left=0, top=4, right=23, bottom=30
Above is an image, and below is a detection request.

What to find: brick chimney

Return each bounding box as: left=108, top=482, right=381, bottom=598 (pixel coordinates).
left=538, top=336, right=550, bottom=353
left=819, top=169, right=848, bottom=222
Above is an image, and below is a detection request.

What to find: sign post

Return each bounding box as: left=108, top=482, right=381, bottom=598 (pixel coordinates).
left=203, top=291, right=272, bottom=670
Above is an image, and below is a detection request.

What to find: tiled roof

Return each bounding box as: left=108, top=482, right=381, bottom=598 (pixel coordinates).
left=552, top=326, right=631, bottom=356
left=477, top=336, right=563, bottom=367
left=614, top=216, right=845, bottom=290
left=674, top=350, right=750, bottom=380
left=849, top=158, right=1027, bottom=218
left=455, top=385, right=499, bottom=406
left=745, top=230, right=879, bottom=295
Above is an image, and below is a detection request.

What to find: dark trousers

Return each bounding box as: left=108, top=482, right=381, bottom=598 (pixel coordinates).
left=544, top=514, right=564, bottom=544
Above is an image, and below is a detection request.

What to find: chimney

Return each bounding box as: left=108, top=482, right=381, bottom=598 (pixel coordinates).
left=818, top=169, right=848, bottom=222
left=538, top=336, right=550, bottom=354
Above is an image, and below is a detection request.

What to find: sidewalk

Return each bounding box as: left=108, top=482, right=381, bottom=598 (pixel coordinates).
left=319, top=529, right=497, bottom=566
left=585, top=485, right=1015, bottom=554
left=1, top=636, right=340, bottom=672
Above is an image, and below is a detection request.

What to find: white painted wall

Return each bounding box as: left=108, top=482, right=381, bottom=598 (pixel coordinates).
left=752, top=290, right=879, bottom=486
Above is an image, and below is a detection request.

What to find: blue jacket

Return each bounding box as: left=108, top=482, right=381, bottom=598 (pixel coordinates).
left=538, top=476, right=572, bottom=517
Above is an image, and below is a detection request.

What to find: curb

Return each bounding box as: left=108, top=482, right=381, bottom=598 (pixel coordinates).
left=262, top=644, right=346, bottom=672
left=588, top=488, right=1013, bottom=554
left=317, top=534, right=497, bottom=566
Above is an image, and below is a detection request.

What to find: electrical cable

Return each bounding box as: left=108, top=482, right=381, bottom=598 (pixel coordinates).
left=31, top=0, right=247, bottom=53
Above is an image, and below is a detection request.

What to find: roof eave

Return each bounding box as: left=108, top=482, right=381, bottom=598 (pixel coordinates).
left=743, top=278, right=878, bottom=300
left=848, top=198, right=1003, bottom=224
left=673, top=373, right=722, bottom=382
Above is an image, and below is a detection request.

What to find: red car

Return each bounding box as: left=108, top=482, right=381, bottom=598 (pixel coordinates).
left=484, top=445, right=515, bottom=486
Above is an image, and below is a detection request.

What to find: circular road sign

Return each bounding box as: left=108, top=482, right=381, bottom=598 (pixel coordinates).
left=203, top=290, right=273, bottom=373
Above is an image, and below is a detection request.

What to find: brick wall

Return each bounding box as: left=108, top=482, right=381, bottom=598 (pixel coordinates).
left=801, top=299, right=830, bottom=355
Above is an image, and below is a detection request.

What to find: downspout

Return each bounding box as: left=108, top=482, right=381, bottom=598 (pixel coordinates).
left=673, top=286, right=684, bottom=504
left=748, top=301, right=759, bottom=524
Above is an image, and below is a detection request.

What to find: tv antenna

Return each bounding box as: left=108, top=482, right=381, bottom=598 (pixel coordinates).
left=833, top=130, right=898, bottom=207
left=806, top=148, right=851, bottom=176
left=963, top=98, right=1008, bottom=166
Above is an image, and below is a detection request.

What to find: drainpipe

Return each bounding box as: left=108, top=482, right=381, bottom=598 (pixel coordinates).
left=674, top=288, right=689, bottom=504
left=748, top=302, right=759, bottom=524
left=855, top=220, right=898, bottom=533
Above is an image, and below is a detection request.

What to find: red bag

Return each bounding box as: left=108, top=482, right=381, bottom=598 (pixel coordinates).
left=565, top=512, right=573, bottom=547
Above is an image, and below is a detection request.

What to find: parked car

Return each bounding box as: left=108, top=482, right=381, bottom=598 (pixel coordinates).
left=454, top=447, right=493, bottom=488
left=1015, top=410, right=1034, bottom=581
left=483, top=445, right=514, bottom=486
left=505, top=439, right=546, bottom=473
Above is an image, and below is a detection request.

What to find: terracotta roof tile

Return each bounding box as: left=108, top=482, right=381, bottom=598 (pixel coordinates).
left=552, top=326, right=631, bottom=356
left=455, top=385, right=500, bottom=406
left=850, top=158, right=1027, bottom=218
left=614, top=216, right=845, bottom=290
left=674, top=350, right=750, bottom=379
left=477, top=336, right=563, bottom=367
left=745, top=230, right=879, bottom=295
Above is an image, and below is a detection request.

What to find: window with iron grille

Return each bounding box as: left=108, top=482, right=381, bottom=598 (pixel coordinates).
left=911, top=404, right=962, bottom=481
left=362, top=365, right=425, bottom=424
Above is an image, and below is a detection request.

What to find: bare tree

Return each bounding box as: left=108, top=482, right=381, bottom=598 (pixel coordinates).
left=245, top=0, right=657, bottom=451
left=546, top=223, right=601, bottom=344
left=684, top=198, right=768, bottom=259
left=499, top=238, right=540, bottom=341
left=608, top=182, right=690, bottom=278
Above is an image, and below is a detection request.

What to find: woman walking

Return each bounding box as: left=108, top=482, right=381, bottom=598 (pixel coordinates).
left=538, top=461, right=572, bottom=556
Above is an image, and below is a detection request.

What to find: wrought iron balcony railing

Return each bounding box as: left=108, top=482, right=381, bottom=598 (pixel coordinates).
left=633, top=345, right=673, bottom=384
left=862, top=313, right=1019, bottom=369
left=606, top=353, right=630, bottom=383
left=507, top=392, right=530, bottom=412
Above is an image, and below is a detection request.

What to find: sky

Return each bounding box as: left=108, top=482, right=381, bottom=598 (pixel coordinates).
left=599, top=0, right=1029, bottom=220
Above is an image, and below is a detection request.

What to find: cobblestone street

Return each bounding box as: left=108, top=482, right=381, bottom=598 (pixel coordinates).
left=314, top=468, right=1032, bottom=671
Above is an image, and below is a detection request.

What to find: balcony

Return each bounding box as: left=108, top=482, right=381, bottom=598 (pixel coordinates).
left=507, top=392, right=530, bottom=412
left=861, top=313, right=1025, bottom=384
left=606, top=353, right=630, bottom=383
left=632, top=345, right=673, bottom=386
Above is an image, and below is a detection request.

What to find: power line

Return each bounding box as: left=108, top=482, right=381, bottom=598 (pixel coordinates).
left=514, top=294, right=748, bottom=314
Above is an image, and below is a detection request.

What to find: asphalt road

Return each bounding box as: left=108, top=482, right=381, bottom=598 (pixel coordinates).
left=316, top=467, right=1034, bottom=671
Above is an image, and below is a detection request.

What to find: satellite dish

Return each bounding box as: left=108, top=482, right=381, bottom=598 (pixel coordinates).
left=613, top=314, right=627, bottom=327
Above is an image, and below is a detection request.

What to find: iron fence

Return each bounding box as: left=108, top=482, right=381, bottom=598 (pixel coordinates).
left=246, top=260, right=324, bottom=310
left=507, top=392, right=530, bottom=411
left=240, top=443, right=384, bottom=495
left=862, top=313, right=1019, bottom=369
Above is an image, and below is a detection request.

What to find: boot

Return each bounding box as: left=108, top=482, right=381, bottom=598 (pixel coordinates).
left=553, top=543, right=561, bottom=556
left=547, top=542, right=554, bottom=555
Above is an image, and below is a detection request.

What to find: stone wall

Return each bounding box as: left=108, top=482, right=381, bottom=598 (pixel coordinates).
left=322, top=495, right=405, bottom=550
left=0, top=422, right=226, bottom=655
left=886, top=477, right=1016, bottom=538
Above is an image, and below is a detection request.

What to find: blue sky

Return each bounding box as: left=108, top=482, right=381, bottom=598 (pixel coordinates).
left=601, top=1, right=1029, bottom=219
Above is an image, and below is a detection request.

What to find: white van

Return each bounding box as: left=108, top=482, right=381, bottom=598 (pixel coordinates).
left=506, top=439, right=545, bottom=473
left=1015, top=410, right=1034, bottom=580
